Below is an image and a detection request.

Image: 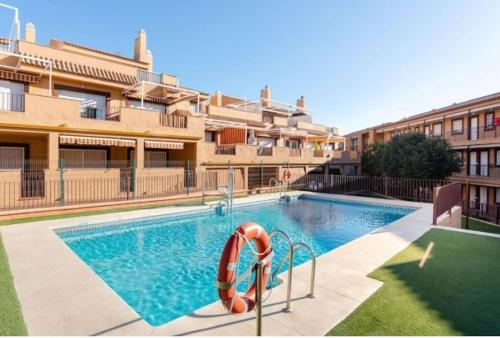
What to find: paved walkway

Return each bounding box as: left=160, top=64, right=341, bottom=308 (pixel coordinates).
left=1, top=193, right=433, bottom=336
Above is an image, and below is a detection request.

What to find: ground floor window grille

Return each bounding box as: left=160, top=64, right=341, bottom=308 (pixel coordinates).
left=59, top=148, right=107, bottom=168
left=145, top=150, right=169, bottom=168
left=0, top=146, right=25, bottom=169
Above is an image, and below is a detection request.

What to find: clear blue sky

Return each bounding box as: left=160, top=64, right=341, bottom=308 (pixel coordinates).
left=2, top=0, right=500, bottom=134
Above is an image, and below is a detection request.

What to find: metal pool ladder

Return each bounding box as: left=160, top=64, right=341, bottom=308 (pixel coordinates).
left=268, top=230, right=316, bottom=312
left=224, top=229, right=316, bottom=336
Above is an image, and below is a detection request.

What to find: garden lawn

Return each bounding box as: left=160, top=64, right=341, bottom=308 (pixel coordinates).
left=461, top=217, right=500, bottom=235
left=0, top=233, right=27, bottom=335
left=328, top=228, right=500, bottom=336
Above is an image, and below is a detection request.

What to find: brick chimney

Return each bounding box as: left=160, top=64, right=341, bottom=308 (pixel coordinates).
left=214, top=90, right=222, bottom=106
left=260, top=85, right=271, bottom=106
left=134, top=29, right=148, bottom=63
left=24, top=22, right=36, bottom=43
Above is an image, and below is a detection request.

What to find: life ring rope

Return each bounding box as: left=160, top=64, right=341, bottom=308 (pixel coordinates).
left=217, top=223, right=273, bottom=314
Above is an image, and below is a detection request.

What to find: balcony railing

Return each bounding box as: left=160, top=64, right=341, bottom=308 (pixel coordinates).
left=257, top=147, right=273, bottom=156
left=215, top=145, right=236, bottom=155
left=453, top=164, right=500, bottom=178
left=289, top=148, right=301, bottom=157
left=313, top=149, right=325, bottom=158
left=0, top=39, right=17, bottom=53
left=160, top=113, right=188, bottom=128
left=80, top=105, right=121, bottom=122
left=418, top=126, right=500, bottom=142
left=0, top=93, right=24, bottom=112
left=137, top=69, right=163, bottom=84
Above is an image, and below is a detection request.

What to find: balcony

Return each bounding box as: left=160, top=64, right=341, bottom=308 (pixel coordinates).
left=0, top=93, right=203, bottom=138
left=289, top=148, right=301, bottom=157
left=453, top=164, right=500, bottom=179
left=159, top=113, right=188, bottom=128
left=257, top=147, right=273, bottom=156
left=80, top=105, right=120, bottom=122
left=215, top=145, right=236, bottom=155
left=137, top=69, right=163, bottom=84
left=0, top=93, right=24, bottom=112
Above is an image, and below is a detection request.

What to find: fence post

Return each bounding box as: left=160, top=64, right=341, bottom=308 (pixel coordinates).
left=202, top=171, right=205, bottom=204
left=59, top=158, right=65, bottom=206
left=384, top=176, right=389, bottom=197
left=260, top=161, right=263, bottom=189
left=186, top=160, right=190, bottom=196
left=465, top=180, right=470, bottom=229
left=131, top=159, right=136, bottom=200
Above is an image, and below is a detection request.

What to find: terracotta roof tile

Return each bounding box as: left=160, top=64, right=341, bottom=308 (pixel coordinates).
left=20, top=52, right=137, bottom=85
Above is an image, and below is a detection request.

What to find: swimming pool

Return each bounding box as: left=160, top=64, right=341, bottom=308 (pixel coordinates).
left=56, top=195, right=415, bottom=326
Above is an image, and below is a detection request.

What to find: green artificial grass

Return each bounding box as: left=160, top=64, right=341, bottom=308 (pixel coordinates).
left=461, top=217, right=500, bottom=235
left=0, top=234, right=27, bottom=335
left=328, top=228, right=500, bottom=336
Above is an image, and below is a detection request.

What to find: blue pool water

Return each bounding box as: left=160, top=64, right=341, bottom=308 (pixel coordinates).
left=56, top=196, right=414, bottom=326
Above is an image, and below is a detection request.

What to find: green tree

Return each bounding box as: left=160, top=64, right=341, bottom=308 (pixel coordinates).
left=361, top=133, right=461, bottom=180
left=361, top=143, right=388, bottom=176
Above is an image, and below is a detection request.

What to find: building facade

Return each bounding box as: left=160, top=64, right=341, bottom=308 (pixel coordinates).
left=0, top=20, right=345, bottom=210
left=343, top=92, right=500, bottom=213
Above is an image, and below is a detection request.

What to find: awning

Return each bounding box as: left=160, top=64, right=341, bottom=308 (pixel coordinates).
left=204, top=118, right=247, bottom=130
left=0, top=70, right=39, bottom=84
left=145, top=140, right=184, bottom=150
left=168, top=109, right=191, bottom=116
left=59, top=135, right=136, bottom=147
left=270, top=128, right=308, bottom=137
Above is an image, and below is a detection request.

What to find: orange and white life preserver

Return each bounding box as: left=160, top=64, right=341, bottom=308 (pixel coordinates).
left=282, top=169, right=291, bottom=182
left=217, top=222, right=272, bottom=314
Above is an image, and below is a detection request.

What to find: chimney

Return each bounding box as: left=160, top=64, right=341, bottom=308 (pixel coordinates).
left=24, top=23, right=36, bottom=43
left=214, top=90, right=222, bottom=106
left=134, top=29, right=148, bottom=64
left=296, top=96, right=306, bottom=111
left=260, top=85, right=271, bottom=106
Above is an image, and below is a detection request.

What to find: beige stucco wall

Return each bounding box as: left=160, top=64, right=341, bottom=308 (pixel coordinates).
left=0, top=94, right=203, bottom=140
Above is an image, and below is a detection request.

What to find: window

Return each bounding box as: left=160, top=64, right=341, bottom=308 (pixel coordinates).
left=0, top=80, right=24, bottom=112
left=496, top=188, right=500, bottom=204
left=145, top=150, right=169, bottom=168
left=58, top=88, right=108, bottom=120
left=257, top=137, right=275, bottom=148
left=287, top=139, right=299, bottom=149
left=204, top=131, right=215, bottom=143
left=189, top=101, right=199, bottom=113
left=452, top=119, right=463, bottom=134
left=415, top=126, right=420, bottom=133
left=424, top=125, right=430, bottom=136
left=433, top=123, right=442, bottom=137
left=59, top=148, right=107, bottom=168
left=0, top=146, right=25, bottom=169
left=485, top=112, right=494, bottom=129
left=496, top=149, right=500, bottom=166
left=456, top=151, right=463, bottom=166
left=351, top=138, right=358, bottom=151
left=390, top=131, right=396, bottom=139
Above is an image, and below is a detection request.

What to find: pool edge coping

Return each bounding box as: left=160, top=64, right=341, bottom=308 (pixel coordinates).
left=0, top=192, right=432, bottom=336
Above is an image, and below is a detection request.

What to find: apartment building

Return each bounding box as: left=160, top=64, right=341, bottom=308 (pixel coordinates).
left=344, top=92, right=500, bottom=211
left=0, top=19, right=344, bottom=209
left=197, top=85, right=345, bottom=189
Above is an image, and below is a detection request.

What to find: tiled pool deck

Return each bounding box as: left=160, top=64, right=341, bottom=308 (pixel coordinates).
left=1, top=192, right=433, bottom=336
